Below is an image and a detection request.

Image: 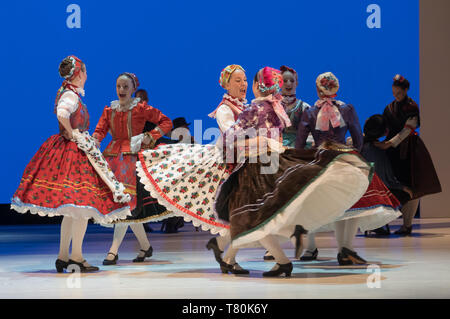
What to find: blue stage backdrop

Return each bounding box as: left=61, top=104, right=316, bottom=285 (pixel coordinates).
left=0, top=0, right=418, bottom=203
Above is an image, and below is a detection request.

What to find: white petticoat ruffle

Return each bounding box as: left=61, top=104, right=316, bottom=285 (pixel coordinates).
left=11, top=197, right=131, bottom=224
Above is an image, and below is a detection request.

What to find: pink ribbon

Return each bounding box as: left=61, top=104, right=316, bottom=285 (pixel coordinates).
left=272, top=94, right=292, bottom=128
left=315, top=98, right=343, bottom=131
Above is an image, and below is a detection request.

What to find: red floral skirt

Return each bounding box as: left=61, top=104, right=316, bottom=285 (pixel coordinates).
left=11, top=134, right=130, bottom=222
left=106, top=154, right=137, bottom=211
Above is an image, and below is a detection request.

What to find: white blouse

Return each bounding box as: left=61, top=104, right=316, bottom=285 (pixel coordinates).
left=215, top=104, right=236, bottom=133
left=56, top=87, right=84, bottom=119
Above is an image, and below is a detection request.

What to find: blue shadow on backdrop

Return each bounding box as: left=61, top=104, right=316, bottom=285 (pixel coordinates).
left=0, top=0, right=418, bottom=203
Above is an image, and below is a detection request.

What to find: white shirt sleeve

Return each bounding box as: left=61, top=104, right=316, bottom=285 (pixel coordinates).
left=215, top=104, right=236, bottom=133
left=57, top=91, right=79, bottom=119
left=389, top=116, right=418, bottom=148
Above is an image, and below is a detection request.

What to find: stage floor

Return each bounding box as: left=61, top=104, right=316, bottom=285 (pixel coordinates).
left=1, top=218, right=450, bottom=299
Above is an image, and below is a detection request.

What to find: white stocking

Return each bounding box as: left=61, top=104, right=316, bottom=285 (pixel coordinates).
left=70, top=218, right=88, bottom=263
left=342, top=219, right=359, bottom=251
left=334, top=220, right=346, bottom=251
left=130, top=223, right=151, bottom=255
left=216, top=232, right=231, bottom=252
left=223, top=246, right=239, bottom=264
left=106, top=223, right=128, bottom=260
left=57, top=216, right=73, bottom=261
left=259, top=235, right=290, bottom=265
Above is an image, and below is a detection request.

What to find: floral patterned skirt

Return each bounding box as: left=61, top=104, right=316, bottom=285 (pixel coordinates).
left=11, top=135, right=130, bottom=223
left=137, top=143, right=233, bottom=236
left=106, top=154, right=172, bottom=224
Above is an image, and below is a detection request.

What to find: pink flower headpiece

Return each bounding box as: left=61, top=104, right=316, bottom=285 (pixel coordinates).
left=258, top=67, right=283, bottom=94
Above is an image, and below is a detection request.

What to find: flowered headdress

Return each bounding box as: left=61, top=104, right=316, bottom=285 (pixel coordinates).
left=59, top=55, right=84, bottom=80
left=219, top=64, right=245, bottom=89
left=257, top=67, right=284, bottom=95
left=316, top=72, right=339, bottom=98
left=118, top=72, right=140, bottom=92
left=55, top=55, right=85, bottom=113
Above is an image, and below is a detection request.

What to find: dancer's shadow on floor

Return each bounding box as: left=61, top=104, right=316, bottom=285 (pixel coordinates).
left=292, top=260, right=402, bottom=270
left=357, top=232, right=443, bottom=239
left=114, top=259, right=173, bottom=266
left=167, top=267, right=389, bottom=284
left=20, top=259, right=173, bottom=276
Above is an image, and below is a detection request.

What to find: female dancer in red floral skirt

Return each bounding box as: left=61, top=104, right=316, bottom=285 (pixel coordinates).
left=11, top=56, right=131, bottom=273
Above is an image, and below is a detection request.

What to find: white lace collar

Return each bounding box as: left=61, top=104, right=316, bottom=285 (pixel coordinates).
left=76, top=87, right=85, bottom=97
left=110, top=97, right=141, bottom=112
left=223, top=94, right=247, bottom=107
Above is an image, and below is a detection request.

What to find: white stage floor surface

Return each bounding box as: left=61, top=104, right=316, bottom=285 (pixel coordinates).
left=1, top=218, right=450, bottom=299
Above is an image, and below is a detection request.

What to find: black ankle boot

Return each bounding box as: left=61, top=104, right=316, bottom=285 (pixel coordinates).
left=55, top=259, right=69, bottom=273
left=206, top=237, right=224, bottom=264
left=68, top=259, right=100, bottom=273
left=220, top=261, right=250, bottom=275
left=262, top=263, right=293, bottom=277
left=133, top=246, right=153, bottom=263
left=103, top=252, right=118, bottom=265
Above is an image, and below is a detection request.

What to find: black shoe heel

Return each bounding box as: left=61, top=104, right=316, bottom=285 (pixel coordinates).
left=206, top=237, right=224, bottom=264
left=220, top=261, right=250, bottom=275
left=262, top=263, right=293, bottom=277
left=55, top=259, right=68, bottom=273
left=291, top=225, right=306, bottom=259
left=220, top=261, right=230, bottom=274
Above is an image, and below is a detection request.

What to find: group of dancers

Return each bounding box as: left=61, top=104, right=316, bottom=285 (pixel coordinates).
left=10, top=56, right=441, bottom=277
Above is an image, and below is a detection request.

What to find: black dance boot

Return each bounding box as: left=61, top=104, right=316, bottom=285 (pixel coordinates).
left=262, top=263, right=293, bottom=277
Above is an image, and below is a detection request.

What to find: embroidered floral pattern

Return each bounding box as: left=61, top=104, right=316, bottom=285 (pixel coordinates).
left=138, top=143, right=232, bottom=234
